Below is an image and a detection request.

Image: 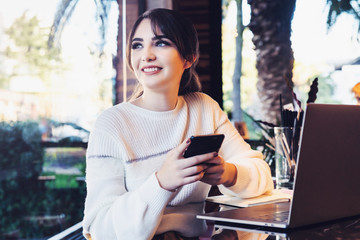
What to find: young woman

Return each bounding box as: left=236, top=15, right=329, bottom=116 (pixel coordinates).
left=82, top=8, right=273, bottom=240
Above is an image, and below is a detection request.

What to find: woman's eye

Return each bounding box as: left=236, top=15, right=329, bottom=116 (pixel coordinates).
left=156, top=40, right=171, bottom=47
left=131, top=42, right=142, bottom=50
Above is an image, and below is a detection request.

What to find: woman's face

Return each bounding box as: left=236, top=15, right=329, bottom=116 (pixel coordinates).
left=130, top=19, right=192, bottom=94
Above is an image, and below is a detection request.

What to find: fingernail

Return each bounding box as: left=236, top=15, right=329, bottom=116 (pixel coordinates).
left=213, top=152, right=218, bottom=157
left=186, top=138, right=191, bottom=144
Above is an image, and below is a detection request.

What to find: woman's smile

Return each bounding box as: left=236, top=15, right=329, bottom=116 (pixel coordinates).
left=141, top=65, right=162, bottom=74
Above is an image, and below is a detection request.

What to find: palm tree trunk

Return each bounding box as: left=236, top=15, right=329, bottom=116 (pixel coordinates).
left=247, top=0, right=296, bottom=124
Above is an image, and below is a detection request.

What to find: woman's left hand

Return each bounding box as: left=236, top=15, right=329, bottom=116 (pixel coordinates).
left=200, top=155, right=237, bottom=187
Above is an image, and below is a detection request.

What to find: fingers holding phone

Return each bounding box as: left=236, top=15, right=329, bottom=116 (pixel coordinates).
left=156, top=134, right=230, bottom=191
left=156, top=138, right=213, bottom=191
left=182, top=134, right=228, bottom=185
left=182, top=134, right=237, bottom=187
left=182, top=134, right=224, bottom=175
left=201, top=157, right=238, bottom=187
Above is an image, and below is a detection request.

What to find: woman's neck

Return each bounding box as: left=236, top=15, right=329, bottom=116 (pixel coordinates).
left=131, top=92, right=178, bottom=111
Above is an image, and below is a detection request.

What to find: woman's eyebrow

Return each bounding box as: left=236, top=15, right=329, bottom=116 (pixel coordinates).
left=131, top=37, right=143, bottom=42
left=131, top=35, right=169, bottom=42
left=152, top=35, right=168, bottom=40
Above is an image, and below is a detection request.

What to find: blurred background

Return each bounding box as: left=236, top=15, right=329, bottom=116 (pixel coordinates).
left=0, top=0, right=359, bottom=238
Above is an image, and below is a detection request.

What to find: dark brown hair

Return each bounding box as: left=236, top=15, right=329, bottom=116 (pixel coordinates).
left=127, top=8, right=201, bottom=99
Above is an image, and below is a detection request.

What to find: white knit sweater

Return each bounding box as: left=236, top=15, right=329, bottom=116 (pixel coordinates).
left=82, top=92, right=273, bottom=240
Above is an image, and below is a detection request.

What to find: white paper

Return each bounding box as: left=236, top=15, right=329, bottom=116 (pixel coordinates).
left=206, top=189, right=293, bottom=208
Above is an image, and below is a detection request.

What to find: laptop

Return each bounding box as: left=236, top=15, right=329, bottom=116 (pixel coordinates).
left=197, top=103, right=360, bottom=229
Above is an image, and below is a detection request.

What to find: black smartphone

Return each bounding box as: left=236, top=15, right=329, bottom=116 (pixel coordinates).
left=183, top=134, right=225, bottom=158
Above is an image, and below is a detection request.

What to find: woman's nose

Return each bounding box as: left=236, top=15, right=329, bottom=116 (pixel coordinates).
left=141, top=46, right=156, bottom=62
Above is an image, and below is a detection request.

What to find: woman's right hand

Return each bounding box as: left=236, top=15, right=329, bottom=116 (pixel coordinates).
left=155, top=138, right=216, bottom=191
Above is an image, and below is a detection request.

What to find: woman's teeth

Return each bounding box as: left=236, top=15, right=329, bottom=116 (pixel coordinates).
left=143, top=67, right=159, bottom=72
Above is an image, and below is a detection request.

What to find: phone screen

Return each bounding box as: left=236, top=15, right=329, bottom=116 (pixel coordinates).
left=183, top=134, right=225, bottom=158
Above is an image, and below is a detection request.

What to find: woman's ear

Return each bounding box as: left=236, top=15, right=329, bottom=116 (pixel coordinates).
left=184, top=55, right=197, bottom=69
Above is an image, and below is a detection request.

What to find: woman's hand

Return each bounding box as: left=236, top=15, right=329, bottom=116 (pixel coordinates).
left=155, top=138, right=217, bottom=191
left=200, top=155, right=238, bottom=187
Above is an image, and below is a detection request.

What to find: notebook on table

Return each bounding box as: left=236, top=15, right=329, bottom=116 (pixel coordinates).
left=197, top=103, right=360, bottom=229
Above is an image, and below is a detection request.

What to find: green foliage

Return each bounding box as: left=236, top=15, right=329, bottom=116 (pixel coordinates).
left=0, top=61, right=9, bottom=89
left=0, top=121, right=43, bottom=178
left=42, top=147, right=86, bottom=188
left=43, top=174, right=80, bottom=188
left=0, top=121, right=86, bottom=238
left=297, top=74, right=341, bottom=105
left=312, top=75, right=341, bottom=104
left=241, top=111, right=276, bottom=175
left=0, top=121, right=44, bottom=235
left=2, top=12, right=65, bottom=89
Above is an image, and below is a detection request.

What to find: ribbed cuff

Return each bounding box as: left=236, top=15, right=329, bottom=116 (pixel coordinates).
left=138, top=173, right=176, bottom=215
left=218, top=164, right=250, bottom=196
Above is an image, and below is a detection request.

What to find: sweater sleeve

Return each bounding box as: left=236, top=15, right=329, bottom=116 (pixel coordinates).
left=217, top=121, right=274, bottom=198
left=82, top=120, right=175, bottom=239
left=201, top=94, right=273, bottom=198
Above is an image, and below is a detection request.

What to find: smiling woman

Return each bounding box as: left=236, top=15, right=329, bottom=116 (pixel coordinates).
left=82, top=8, right=273, bottom=240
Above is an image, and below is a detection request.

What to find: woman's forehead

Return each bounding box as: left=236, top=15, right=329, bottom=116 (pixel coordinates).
left=133, top=19, right=164, bottom=38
